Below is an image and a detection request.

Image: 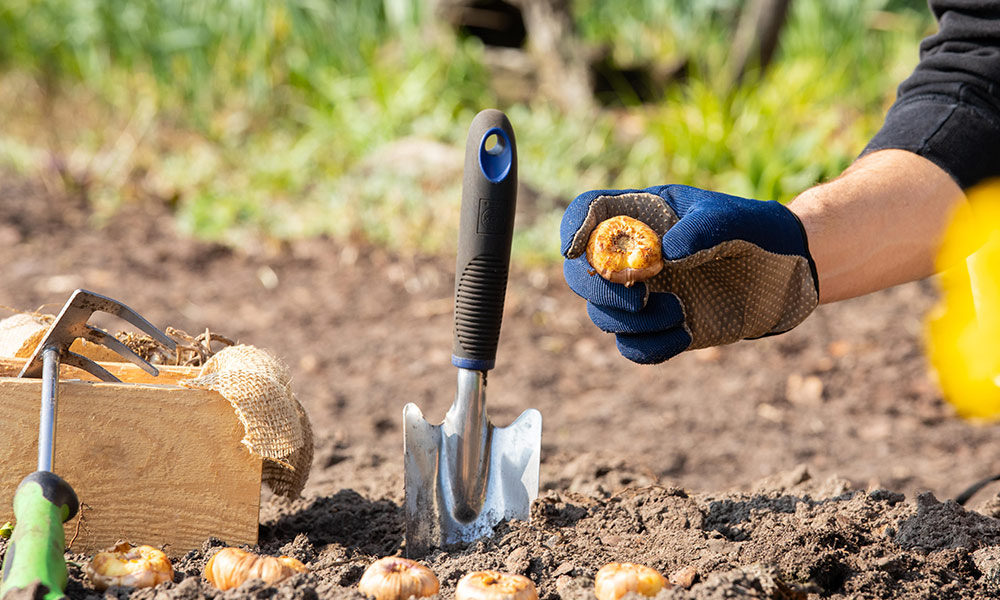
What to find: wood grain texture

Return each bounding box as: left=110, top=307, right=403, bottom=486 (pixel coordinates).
left=0, top=357, right=202, bottom=384
left=0, top=359, right=261, bottom=556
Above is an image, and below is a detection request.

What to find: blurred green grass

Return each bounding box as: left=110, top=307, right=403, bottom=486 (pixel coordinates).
left=0, top=0, right=933, bottom=263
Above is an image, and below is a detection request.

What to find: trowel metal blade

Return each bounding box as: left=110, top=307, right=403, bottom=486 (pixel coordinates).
left=403, top=403, right=541, bottom=557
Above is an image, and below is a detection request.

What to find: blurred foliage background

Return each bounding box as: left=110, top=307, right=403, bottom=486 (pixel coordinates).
left=0, top=0, right=934, bottom=262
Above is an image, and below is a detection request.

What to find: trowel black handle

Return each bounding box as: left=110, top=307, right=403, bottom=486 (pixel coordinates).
left=452, top=109, right=518, bottom=371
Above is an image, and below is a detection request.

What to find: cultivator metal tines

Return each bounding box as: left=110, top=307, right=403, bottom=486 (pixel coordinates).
left=19, top=289, right=175, bottom=384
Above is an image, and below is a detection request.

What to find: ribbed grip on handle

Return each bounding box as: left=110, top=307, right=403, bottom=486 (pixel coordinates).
left=452, top=109, right=518, bottom=371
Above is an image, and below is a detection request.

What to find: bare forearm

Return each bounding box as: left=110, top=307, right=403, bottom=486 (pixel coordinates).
left=789, top=149, right=967, bottom=304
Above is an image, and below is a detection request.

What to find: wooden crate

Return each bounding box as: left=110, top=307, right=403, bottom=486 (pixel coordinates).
left=0, top=358, right=261, bottom=557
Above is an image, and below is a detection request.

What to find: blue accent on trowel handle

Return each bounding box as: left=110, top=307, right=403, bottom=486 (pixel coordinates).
left=478, top=127, right=512, bottom=183
left=452, top=355, right=495, bottom=371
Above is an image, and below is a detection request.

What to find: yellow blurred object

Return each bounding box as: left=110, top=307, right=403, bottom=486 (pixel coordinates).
left=926, top=179, right=1000, bottom=419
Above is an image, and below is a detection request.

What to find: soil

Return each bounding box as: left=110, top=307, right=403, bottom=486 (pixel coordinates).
left=3, top=173, right=1000, bottom=599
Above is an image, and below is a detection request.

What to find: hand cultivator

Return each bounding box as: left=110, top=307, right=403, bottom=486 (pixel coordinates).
left=0, top=289, right=174, bottom=600
left=403, top=109, right=542, bottom=556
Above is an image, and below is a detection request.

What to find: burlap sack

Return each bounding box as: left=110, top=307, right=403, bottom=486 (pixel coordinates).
left=0, top=313, right=50, bottom=357
left=180, top=345, right=313, bottom=498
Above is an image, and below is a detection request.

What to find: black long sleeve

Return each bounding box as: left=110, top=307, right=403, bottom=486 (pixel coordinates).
left=862, top=0, right=1000, bottom=189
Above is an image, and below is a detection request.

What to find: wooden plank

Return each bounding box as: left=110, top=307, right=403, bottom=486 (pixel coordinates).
left=0, top=374, right=261, bottom=557
left=0, top=357, right=201, bottom=385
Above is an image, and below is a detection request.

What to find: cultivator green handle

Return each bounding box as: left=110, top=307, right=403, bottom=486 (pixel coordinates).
left=1, top=471, right=79, bottom=600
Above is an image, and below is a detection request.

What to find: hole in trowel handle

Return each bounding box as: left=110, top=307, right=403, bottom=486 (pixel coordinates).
left=484, top=133, right=502, bottom=154
left=477, top=127, right=512, bottom=183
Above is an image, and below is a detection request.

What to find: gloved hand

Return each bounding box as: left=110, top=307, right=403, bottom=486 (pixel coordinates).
left=561, top=185, right=819, bottom=364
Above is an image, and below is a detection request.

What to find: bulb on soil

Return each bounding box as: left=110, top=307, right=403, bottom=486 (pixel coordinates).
left=84, top=541, right=174, bottom=591
left=586, top=216, right=663, bottom=287
left=358, top=556, right=440, bottom=600
left=456, top=570, right=538, bottom=600
left=594, top=563, right=669, bottom=600
left=203, top=547, right=308, bottom=590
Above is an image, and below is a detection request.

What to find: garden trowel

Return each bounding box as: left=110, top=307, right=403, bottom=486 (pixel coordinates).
left=403, top=109, right=541, bottom=557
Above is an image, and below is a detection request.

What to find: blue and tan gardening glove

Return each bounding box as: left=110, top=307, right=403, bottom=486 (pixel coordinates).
left=561, top=185, right=819, bottom=364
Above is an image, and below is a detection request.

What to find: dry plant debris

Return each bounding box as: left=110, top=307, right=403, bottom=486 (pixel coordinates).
left=118, top=326, right=236, bottom=367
